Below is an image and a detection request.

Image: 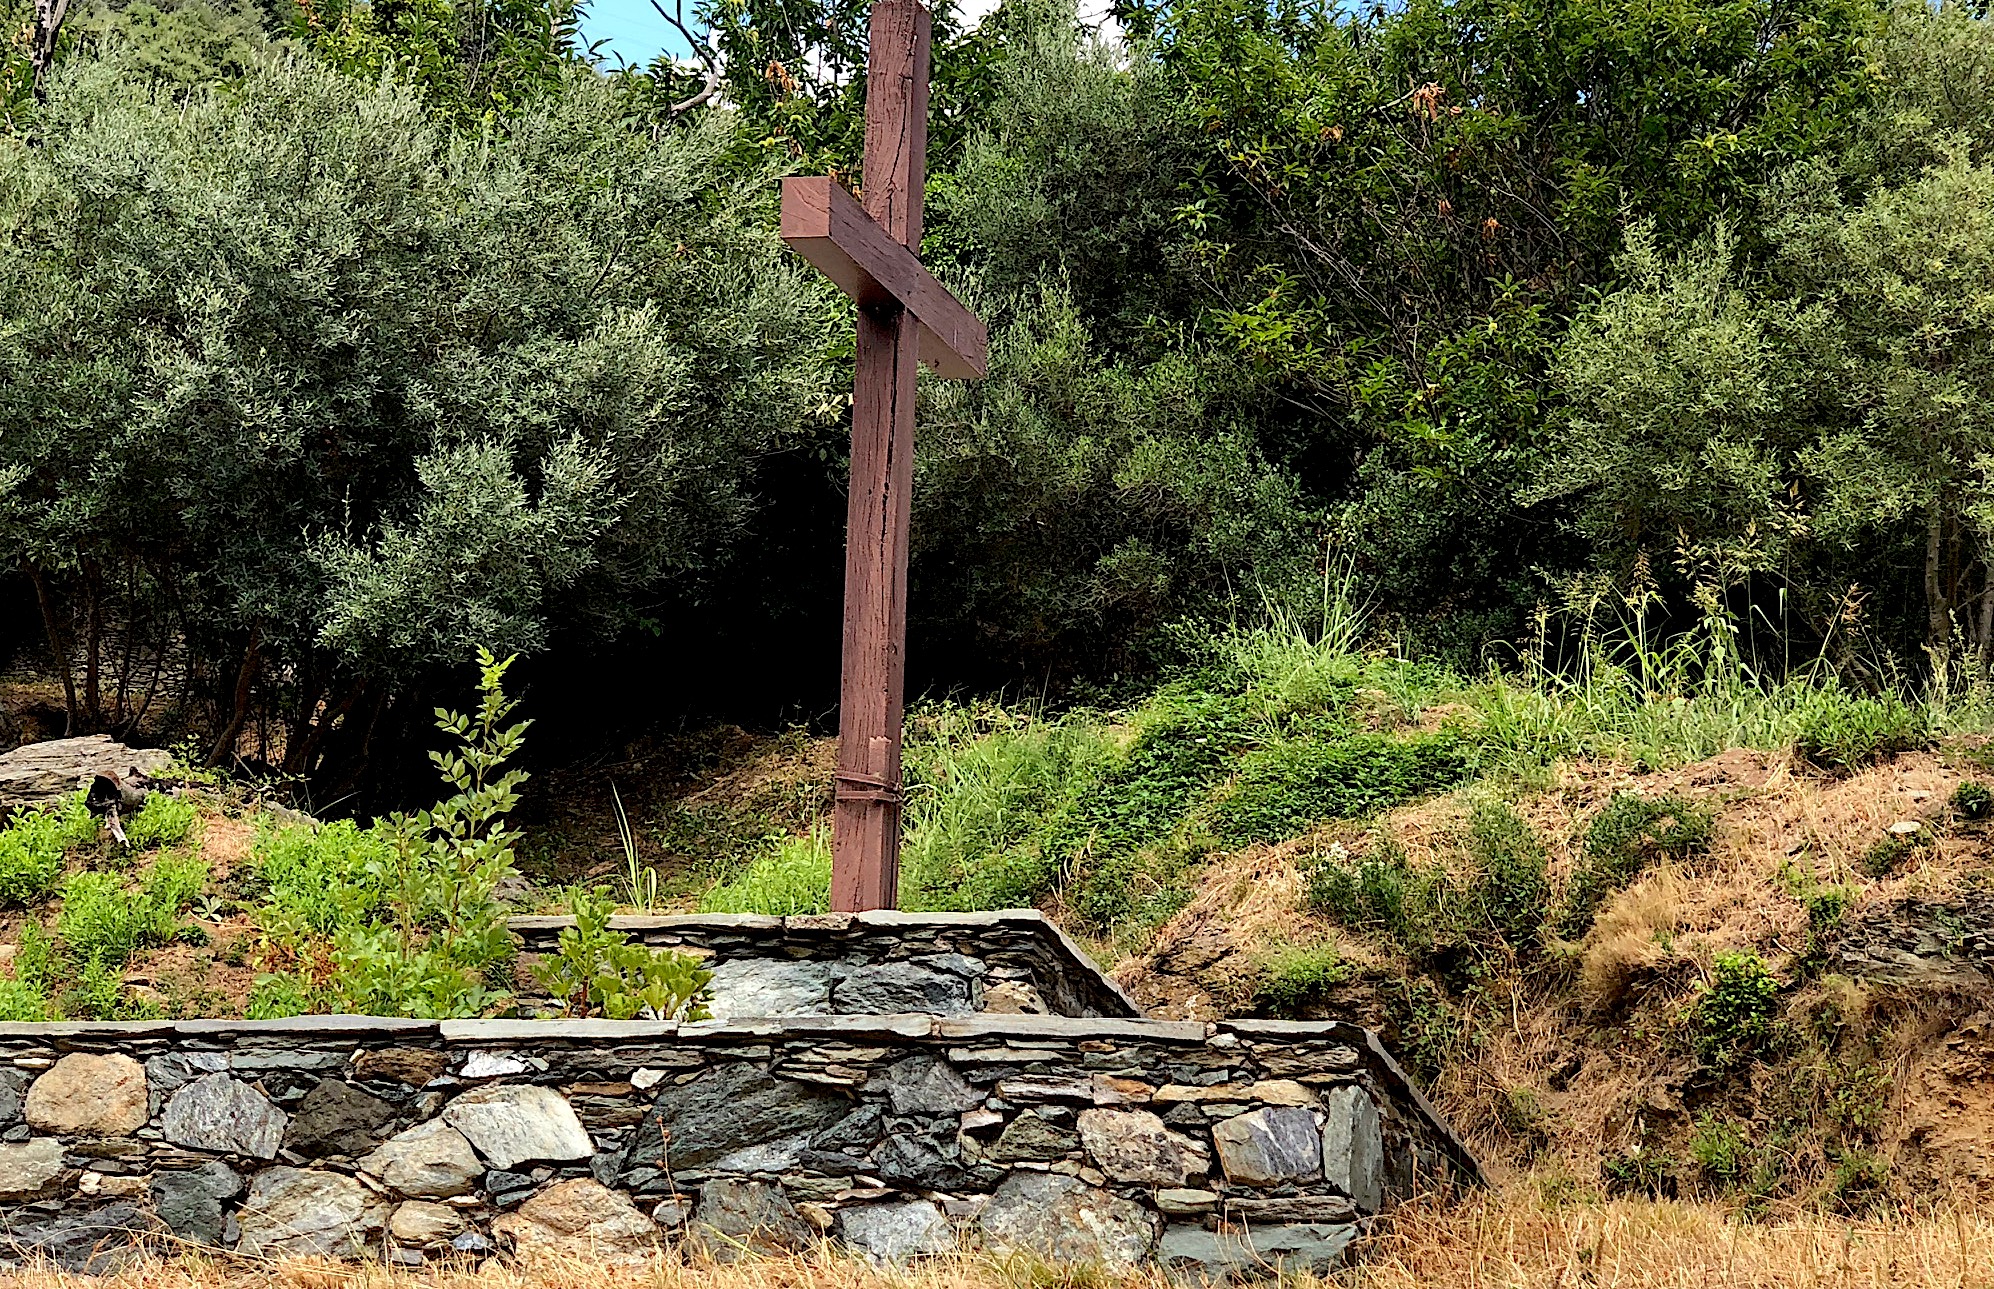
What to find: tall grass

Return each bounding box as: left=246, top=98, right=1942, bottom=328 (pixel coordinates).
left=696, top=582, right=1994, bottom=922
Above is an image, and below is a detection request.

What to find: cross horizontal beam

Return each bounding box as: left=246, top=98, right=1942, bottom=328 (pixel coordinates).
left=780, top=176, right=987, bottom=381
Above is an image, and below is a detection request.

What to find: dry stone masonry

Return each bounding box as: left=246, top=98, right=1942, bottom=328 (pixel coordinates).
left=0, top=913, right=1479, bottom=1278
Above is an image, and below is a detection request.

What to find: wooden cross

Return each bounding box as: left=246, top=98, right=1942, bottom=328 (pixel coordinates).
left=780, top=0, right=986, bottom=912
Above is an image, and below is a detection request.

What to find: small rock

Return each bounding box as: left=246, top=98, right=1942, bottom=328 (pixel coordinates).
left=686, top=1178, right=816, bottom=1261
left=869, top=1133, right=964, bottom=1190
left=354, top=1047, right=451, bottom=1087
left=837, top=1199, right=953, bottom=1263
left=1091, top=1075, right=1154, bottom=1105
left=390, top=1200, right=466, bottom=1246
left=358, top=1119, right=484, bottom=1198
left=993, top=1073, right=1093, bottom=1102
left=651, top=1196, right=691, bottom=1229
left=144, top=1053, right=228, bottom=1113
left=150, top=1162, right=243, bottom=1246
left=979, top=1172, right=1158, bottom=1269
left=990, top=1109, right=1079, bottom=1162
left=460, top=1051, right=534, bottom=1079
left=159, top=1072, right=287, bottom=1159
left=234, top=1167, right=388, bottom=1260
left=1212, top=1106, right=1322, bottom=1186
left=441, top=1084, right=592, bottom=1169
left=24, top=1053, right=148, bottom=1137
left=980, top=981, right=1047, bottom=1014
left=1156, top=1188, right=1217, bottom=1215
left=0, top=1069, right=25, bottom=1123
left=1076, top=1108, right=1210, bottom=1185
left=0, top=1138, right=65, bottom=1199
left=1889, top=820, right=1926, bottom=836
left=886, top=1055, right=980, bottom=1115
left=284, top=1078, right=396, bottom=1157
left=631, top=1068, right=666, bottom=1091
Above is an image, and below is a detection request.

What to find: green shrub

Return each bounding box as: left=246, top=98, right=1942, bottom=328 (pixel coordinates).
left=1561, top=793, right=1713, bottom=935
left=1793, top=690, right=1927, bottom=772
left=1825, top=1148, right=1891, bottom=1215
left=123, top=793, right=199, bottom=850
left=14, top=922, right=54, bottom=989
left=1951, top=780, right=1994, bottom=820
left=246, top=973, right=317, bottom=1020
left=699, top=828, right=831, bottom=915
left=56, top=854, right=207, bottom=968
left=534, top=886, right=714, bottom=1020
left=0, top=978, right=50, bottom=1022
left=1252, top=944, right=1349, bottom=1016
left=254, top=819, right=394, bottom=937
left=0, top=794, right=96, bottom=907
left=1305, top=837, right=1453, bottom=955
left=1689, top=950, right=1781, bottom=1068
left=1215, top=733, right=1469, bottom=846
left=1467, top=799, right=1548, bottom=945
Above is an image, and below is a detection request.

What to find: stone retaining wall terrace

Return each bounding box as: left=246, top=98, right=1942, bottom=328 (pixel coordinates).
left=506, top=910, right=1141, bottom=1020
left=0, top=1013, right=1480, bottom=1278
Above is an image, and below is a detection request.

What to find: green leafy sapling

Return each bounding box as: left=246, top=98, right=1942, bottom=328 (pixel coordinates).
left=535, top=886, right=713, bottom=1021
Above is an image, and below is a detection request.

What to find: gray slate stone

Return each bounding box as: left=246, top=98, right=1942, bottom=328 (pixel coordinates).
left=1320, top=1085, right=1384, bottom=1212
left=0, top=1200, right=165, bottom=1274
left=441, top=1084, right=591, bottom=1169
left=990, top=1109, right=1079, bottom=1162
left=150, top=1162, right=243, bottom=1246
left=869, top=1133, right=964, bottom=1190
left=837, top=1199, right=953, bottom=1263
left=626, top=1061, right=851, bottom=1172
left=978, top=1172, right=1159, bottom=1268
left=832, top=963, right=975, bottom=1014
left=1212, top=1107, right=1321, bottom=1186
left=704, top=958, right=839, bottom=1018
left=144, top=1052, right=228, bottom=1115
left=810, top=1103, right=885, bottom=1152
left=234, top=1166, right=387, bottom=1260
left=886, top=1055, right=979, bottom=1115
left=0, top=1070, right=24, bottom=1124
left=688, top=1178, right=816, bottom=1261
left=160, top=1072, right=287, bottom=1159
left=1158, top=1221, right=1356, bottom=1282
left=284, top=1078, right=397, bottom=1157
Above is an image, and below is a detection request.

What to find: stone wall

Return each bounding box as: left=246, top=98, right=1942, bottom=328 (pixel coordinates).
left=0, top=1014, right=1479, bottom=1278
left=507, top=910, right=1142, bottom=1020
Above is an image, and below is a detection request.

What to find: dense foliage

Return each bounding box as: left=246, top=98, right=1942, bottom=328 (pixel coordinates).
left=8, top=0, right=1994, bottom=795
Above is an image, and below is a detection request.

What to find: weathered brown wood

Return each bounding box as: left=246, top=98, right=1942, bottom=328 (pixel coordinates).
left=860, top=0, right=930, bottom=251
left=831, top=302, right=921, bottom=913
left=781, top=177, right=987, bottom=380
left=779, top=0, right=981, bottom=912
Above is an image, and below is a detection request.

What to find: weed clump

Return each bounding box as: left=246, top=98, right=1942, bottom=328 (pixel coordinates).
left=1689, top=950, right=1781, bottom=1068
left=1561, top=792, right=1713, bottom=935
left=1951, top=780, right=1994, bottom=820
left=0, top=794, right=96, bottom=907
left=535, top=886, right=712, bottom=1019
left=1793, top=690, right=1928, bottom=772
left=123, top=793, right=199, bottom=850
left=1251, top=944, right=1349, bottom=1016
left=1857, top=828, right=1930, bottom=878
left=1467, top=799, right=1548, bottom=946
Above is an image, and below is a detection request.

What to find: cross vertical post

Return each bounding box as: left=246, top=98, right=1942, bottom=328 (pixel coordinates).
left=779, top=0, right=986, bottom=911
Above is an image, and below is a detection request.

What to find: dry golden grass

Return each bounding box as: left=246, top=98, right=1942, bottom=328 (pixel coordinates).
left=11, top=1192, right=1994, bottom=1289
left=1357, top=1191, right=1994, bottom=1289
